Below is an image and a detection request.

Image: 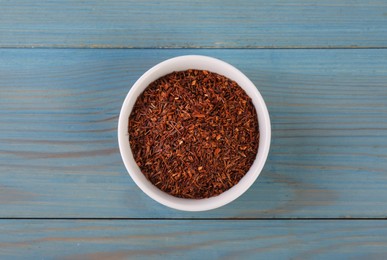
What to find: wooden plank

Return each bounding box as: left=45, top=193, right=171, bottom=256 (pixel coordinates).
left=1, top=49, right=387, bottom=218
left=1, top=0, right=387, bottom=48
left=1, top=220, right=387, bottom=258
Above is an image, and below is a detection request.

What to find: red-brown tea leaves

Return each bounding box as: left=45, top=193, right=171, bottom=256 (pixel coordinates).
left=128, top=70, right=259, bottom=199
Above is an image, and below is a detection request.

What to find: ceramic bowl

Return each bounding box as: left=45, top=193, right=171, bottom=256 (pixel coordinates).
left=118, top=55, right=271, bottom=211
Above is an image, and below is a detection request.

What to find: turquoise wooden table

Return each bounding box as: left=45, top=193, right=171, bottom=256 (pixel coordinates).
left=1, top=1, right=387, bottom=258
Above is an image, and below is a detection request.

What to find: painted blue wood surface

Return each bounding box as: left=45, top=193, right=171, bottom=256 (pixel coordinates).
left=0, top=0, right=387, bottom=48
left=1, top=220, right=387, bottom=258
left=1, top=0, right=387, bottom=258
left=1, top=49, right=387, bottom=218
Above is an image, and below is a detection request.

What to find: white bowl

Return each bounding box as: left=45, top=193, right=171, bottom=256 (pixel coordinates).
left=118, top=55, right=271, bottom=211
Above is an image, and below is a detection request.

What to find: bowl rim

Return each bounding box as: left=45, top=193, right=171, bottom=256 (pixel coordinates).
left=118, top=55, right=271, bottom=211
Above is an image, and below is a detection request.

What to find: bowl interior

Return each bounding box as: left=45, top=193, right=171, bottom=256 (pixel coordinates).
left=118, top=55, right=271, bottom=211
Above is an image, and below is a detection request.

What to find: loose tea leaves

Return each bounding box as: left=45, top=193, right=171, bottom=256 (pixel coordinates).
left=129, top=69, right=259, bottom=199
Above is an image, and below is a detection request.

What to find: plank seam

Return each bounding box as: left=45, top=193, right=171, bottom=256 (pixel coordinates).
left=1, top=218, right=387, bottom=221
left=1, top=47, right=387, bottom=50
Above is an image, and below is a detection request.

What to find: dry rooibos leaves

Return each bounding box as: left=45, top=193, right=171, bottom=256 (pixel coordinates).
left=129, top=69, right=259, bottom=199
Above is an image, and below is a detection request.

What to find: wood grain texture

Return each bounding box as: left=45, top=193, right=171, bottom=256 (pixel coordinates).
left=0, top=220, right=387, bottom=258
left=1, top=49, right=387, bottom=218
left=1, top=0, right=387, bottom=48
